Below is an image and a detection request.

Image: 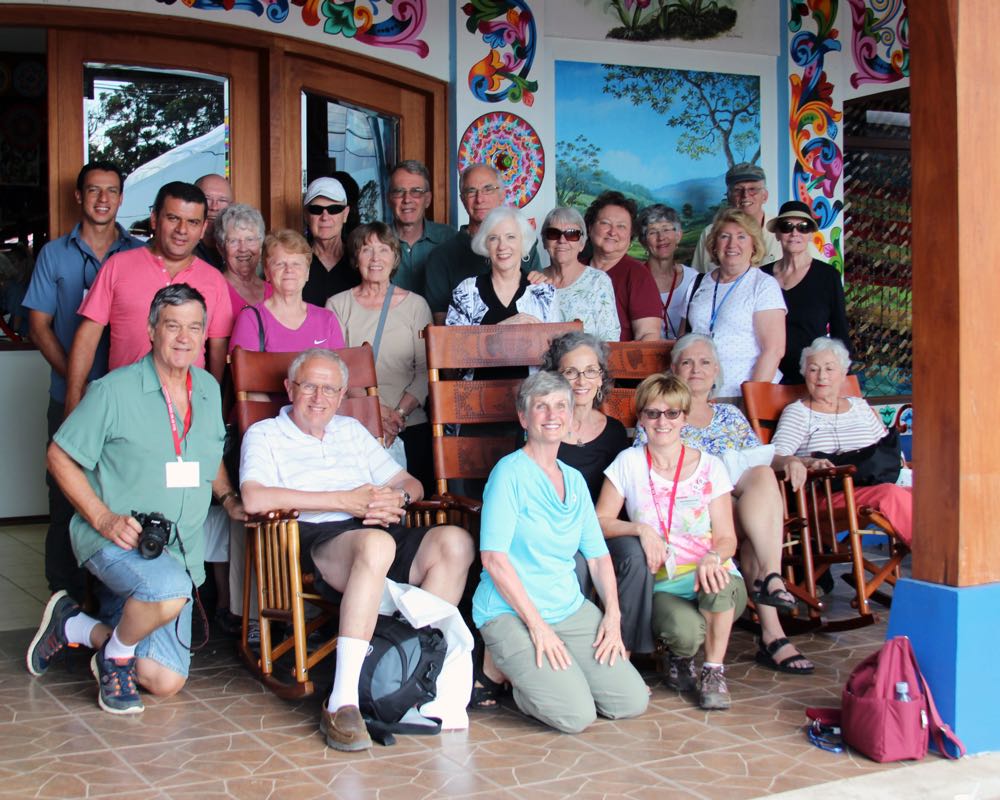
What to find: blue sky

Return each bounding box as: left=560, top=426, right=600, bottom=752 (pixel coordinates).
left=556, top=60, right=735, bottom=189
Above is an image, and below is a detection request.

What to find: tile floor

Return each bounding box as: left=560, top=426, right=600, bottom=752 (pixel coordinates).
left=0, top=523, right=953, bottom=799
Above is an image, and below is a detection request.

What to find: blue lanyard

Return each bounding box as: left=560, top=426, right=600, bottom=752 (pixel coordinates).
left=709, top=268, right=751, bottom=333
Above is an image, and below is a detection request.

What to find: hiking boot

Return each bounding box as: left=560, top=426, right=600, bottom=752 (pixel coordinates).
left=320, top=704, right=372, bottom=752
left=698, top=665, right=731, bottom=711
left=26, top=590, right=81, bottom=677
left=90, top=642, right=144, bottom=715
left=664, top=654, right=698, bottom=692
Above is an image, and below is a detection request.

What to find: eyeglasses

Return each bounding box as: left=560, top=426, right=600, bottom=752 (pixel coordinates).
left=224, top=236, right=261, bottom=248
left=645, top=225, right=679, bottom=238
left=776, top=219, right=815, bottom=234
left=292, top=380, right=344, bottom=397
left=388, top=187, right=428, bottom=199
left=561, top=366, right=602, bottom=381
left=543, top=227, right=583, bottom=243
left=729, top=186, right=763, bottom=197
left=460, top=184, right=500, bottom=199
left=306, top=203, right=347, bottom=217
left=640, top=408, right=684, bottom=421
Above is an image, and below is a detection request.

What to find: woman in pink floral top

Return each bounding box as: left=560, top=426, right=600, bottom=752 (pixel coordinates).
left=596, top=374, right=745, bottom=711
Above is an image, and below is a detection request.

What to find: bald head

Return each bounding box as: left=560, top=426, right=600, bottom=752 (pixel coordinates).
left=195, top=174, right=233, bottom=240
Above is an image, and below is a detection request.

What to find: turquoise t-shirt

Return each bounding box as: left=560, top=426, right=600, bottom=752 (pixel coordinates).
left=472, top=449, right=609, bottom=628
left=53, top=354, right=225, bottom=585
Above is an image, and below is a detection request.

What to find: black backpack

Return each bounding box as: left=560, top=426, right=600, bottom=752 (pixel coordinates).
left=357, top=613, right=448, bottom=745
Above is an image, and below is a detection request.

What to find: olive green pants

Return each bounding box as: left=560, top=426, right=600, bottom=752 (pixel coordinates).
left=651, top=579, right=748, bottom=659
left=480, top=600, right=649, bottom=734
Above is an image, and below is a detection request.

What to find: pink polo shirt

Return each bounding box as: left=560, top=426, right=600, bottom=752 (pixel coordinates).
left=78, top=246, right=234, bottom=369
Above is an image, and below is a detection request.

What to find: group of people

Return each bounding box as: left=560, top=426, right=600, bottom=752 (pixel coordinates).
left=18, top=153, right=911, bottom=751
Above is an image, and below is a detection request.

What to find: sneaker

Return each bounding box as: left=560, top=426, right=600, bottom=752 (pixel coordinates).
left=246, top=620, right=260, bottom=647
left=664, top=654, right=698, bottom=692
left=90, top=642, right=144, bottom=715
left=26, top=590, right=81, bottom=677
left=319, top=704, right=372, bottom=752
left=699, top=665, right=731, bottom=710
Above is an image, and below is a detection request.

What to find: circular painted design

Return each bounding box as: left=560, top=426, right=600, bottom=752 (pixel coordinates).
left=13, top=60, right=45, bottom=98
left=458, top=112, right=544, bottom=208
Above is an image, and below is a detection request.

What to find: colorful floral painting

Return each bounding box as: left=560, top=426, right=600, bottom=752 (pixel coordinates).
left=458, top=112, right=544, bottom=207
left=848, top=0, right=909, bottom=88
left=788, top=0, right=844, bottom=274
left=462, top=0, right=538, bottom=105
left=153, top=0, right=430, bottom=58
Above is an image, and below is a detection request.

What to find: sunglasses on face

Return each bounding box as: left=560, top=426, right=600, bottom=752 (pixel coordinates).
left=306, top=203, right=347, bottom=217
left=543, top=227, right=583, bottom=242
left=777, top=219, right=814, bottom=234
left=641, top=408, right=684, bottom=421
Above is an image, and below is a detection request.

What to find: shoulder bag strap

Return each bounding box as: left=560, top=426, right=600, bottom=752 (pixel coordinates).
left=684, top=272, right=707, bottom=333
left=239, top=304, right=266, bottom=352
left=371, top=284, right=395, bottom=361
left=909, top=645, right=966, bottom=759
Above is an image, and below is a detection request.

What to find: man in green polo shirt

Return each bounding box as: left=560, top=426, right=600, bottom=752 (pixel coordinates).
left=26, top=284, right=243, bottom=715
left=386, top=159, right=456, bottom=294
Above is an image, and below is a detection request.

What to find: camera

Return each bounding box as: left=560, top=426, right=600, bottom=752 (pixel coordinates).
left=132, top=511, right=173, bottom=560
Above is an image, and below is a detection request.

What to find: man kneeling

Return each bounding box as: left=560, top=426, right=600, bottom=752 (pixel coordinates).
left=26, top=285, right=241, bottom=714
left=239, top=348, right=474, bottom=752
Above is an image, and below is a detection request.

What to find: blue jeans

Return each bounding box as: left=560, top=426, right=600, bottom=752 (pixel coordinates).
left=86, top=545, right=194, bottom=677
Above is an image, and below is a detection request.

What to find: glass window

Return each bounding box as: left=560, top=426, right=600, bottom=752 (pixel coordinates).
left=84, top=63, right=228, bottom=236
left=301, top=92, right=398, bottom=226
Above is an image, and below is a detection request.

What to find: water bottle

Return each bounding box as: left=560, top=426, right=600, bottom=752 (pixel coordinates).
left=895, top=681, right=911, bottom=702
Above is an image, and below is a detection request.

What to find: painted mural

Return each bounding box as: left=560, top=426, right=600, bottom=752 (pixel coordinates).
left=462, top=0, right=539, bottom=105
left=848, top=0, right=909, bottom=88
left=555, top=59, right=759, bottom=260
left=458, top=112, right=544, bottom=208
left=788, top=0, right=844, bottom=275
left=152, top=0, right=430, bottom=57
left=598, top=0, right=738, bottom=42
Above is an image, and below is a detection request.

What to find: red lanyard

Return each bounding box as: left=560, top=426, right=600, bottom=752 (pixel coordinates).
left=661, top=270, right=680, bottom=338
left=646, top=445, right=684, bottom=544
left=161, top=372, right=193, bottom=459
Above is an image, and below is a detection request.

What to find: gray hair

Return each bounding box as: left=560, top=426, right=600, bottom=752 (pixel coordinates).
left=516, top=370, right=573, bottom=418
left=671, top=332, right=724, bottom=399
left=288, top=348, right=350, bottom=387
left=800, top=336, right=851, bottom=376
left=460, top=162, right=500, bottom=188
left=637, top=204, right=682, bottom=243
left=541, top=331, right=612, bottom=406
left=147, top=284, right=206, bottom=327
left=470, top=206, right=537, bottom=257
left=214, top=203, right=265, bottom=252
left=540, top=207, right=588, bottom=246
left=390, top=159, right=431, bottom=188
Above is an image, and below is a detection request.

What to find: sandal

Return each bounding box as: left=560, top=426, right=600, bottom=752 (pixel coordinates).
left=752, top=572, right=797, bottom=611
left=755, top=637, right=815, bottom=674
left=469, top=637, right=508, bottom=711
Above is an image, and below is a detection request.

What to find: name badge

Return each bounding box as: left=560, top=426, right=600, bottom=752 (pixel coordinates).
left=166, top=460, right=200, bottom=488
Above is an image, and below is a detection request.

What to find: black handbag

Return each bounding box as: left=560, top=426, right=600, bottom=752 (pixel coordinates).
left=813, top=429, right=902, bottom=490
left=221, top=305, right=266, bottom=489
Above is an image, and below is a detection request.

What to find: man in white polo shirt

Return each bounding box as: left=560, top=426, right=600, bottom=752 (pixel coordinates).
left=239, top=348, right=473, bottom=753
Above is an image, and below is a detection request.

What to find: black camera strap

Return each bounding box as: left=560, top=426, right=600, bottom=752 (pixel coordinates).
left=169, top=522, right=210, bottom=652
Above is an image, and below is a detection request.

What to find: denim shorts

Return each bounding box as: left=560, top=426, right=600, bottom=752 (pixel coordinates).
left=86, top=545, right=194, bottom=678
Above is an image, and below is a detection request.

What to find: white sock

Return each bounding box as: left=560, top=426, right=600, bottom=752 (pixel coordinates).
left=103, top=628, right=137, bottom=661
left=327, top=636, right=370, bottom=712
left=703, top=662, right=724, bottom=671
left=63, top=611, right=100, bottom=647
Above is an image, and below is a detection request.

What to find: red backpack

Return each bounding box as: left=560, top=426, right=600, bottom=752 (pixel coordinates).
left=808, top=636, right=965, bottom=762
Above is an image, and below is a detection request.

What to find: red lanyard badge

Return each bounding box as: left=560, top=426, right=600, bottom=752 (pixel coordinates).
left=161, top=372, right=193, bottom=460
left=646, top=445, right=684, bottom=544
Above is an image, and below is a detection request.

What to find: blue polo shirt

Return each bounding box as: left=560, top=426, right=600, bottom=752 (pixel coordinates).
left=392, top=219, right=457, bottom=295
left=23, top=223, right=142, bottom=402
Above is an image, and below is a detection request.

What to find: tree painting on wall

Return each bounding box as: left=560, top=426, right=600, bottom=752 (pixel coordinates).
left=555, top=59, right=759, bottom=260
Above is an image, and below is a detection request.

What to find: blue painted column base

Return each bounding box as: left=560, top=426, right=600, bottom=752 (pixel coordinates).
left=886, top=577, right=1000, bottom=754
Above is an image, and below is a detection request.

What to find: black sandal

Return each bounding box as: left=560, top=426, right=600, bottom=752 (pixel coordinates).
left=752, top=572, right=797, bottom=611
left=469, top=637, right=508, bottom=711
left=755, top=637, right=815, bottom=674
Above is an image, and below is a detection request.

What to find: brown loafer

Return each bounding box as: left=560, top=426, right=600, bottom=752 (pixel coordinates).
left=320, top=704, right=372, bottom=752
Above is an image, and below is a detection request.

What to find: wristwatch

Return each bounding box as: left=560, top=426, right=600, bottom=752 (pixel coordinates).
left=400, top=489, right=411, bottom=507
